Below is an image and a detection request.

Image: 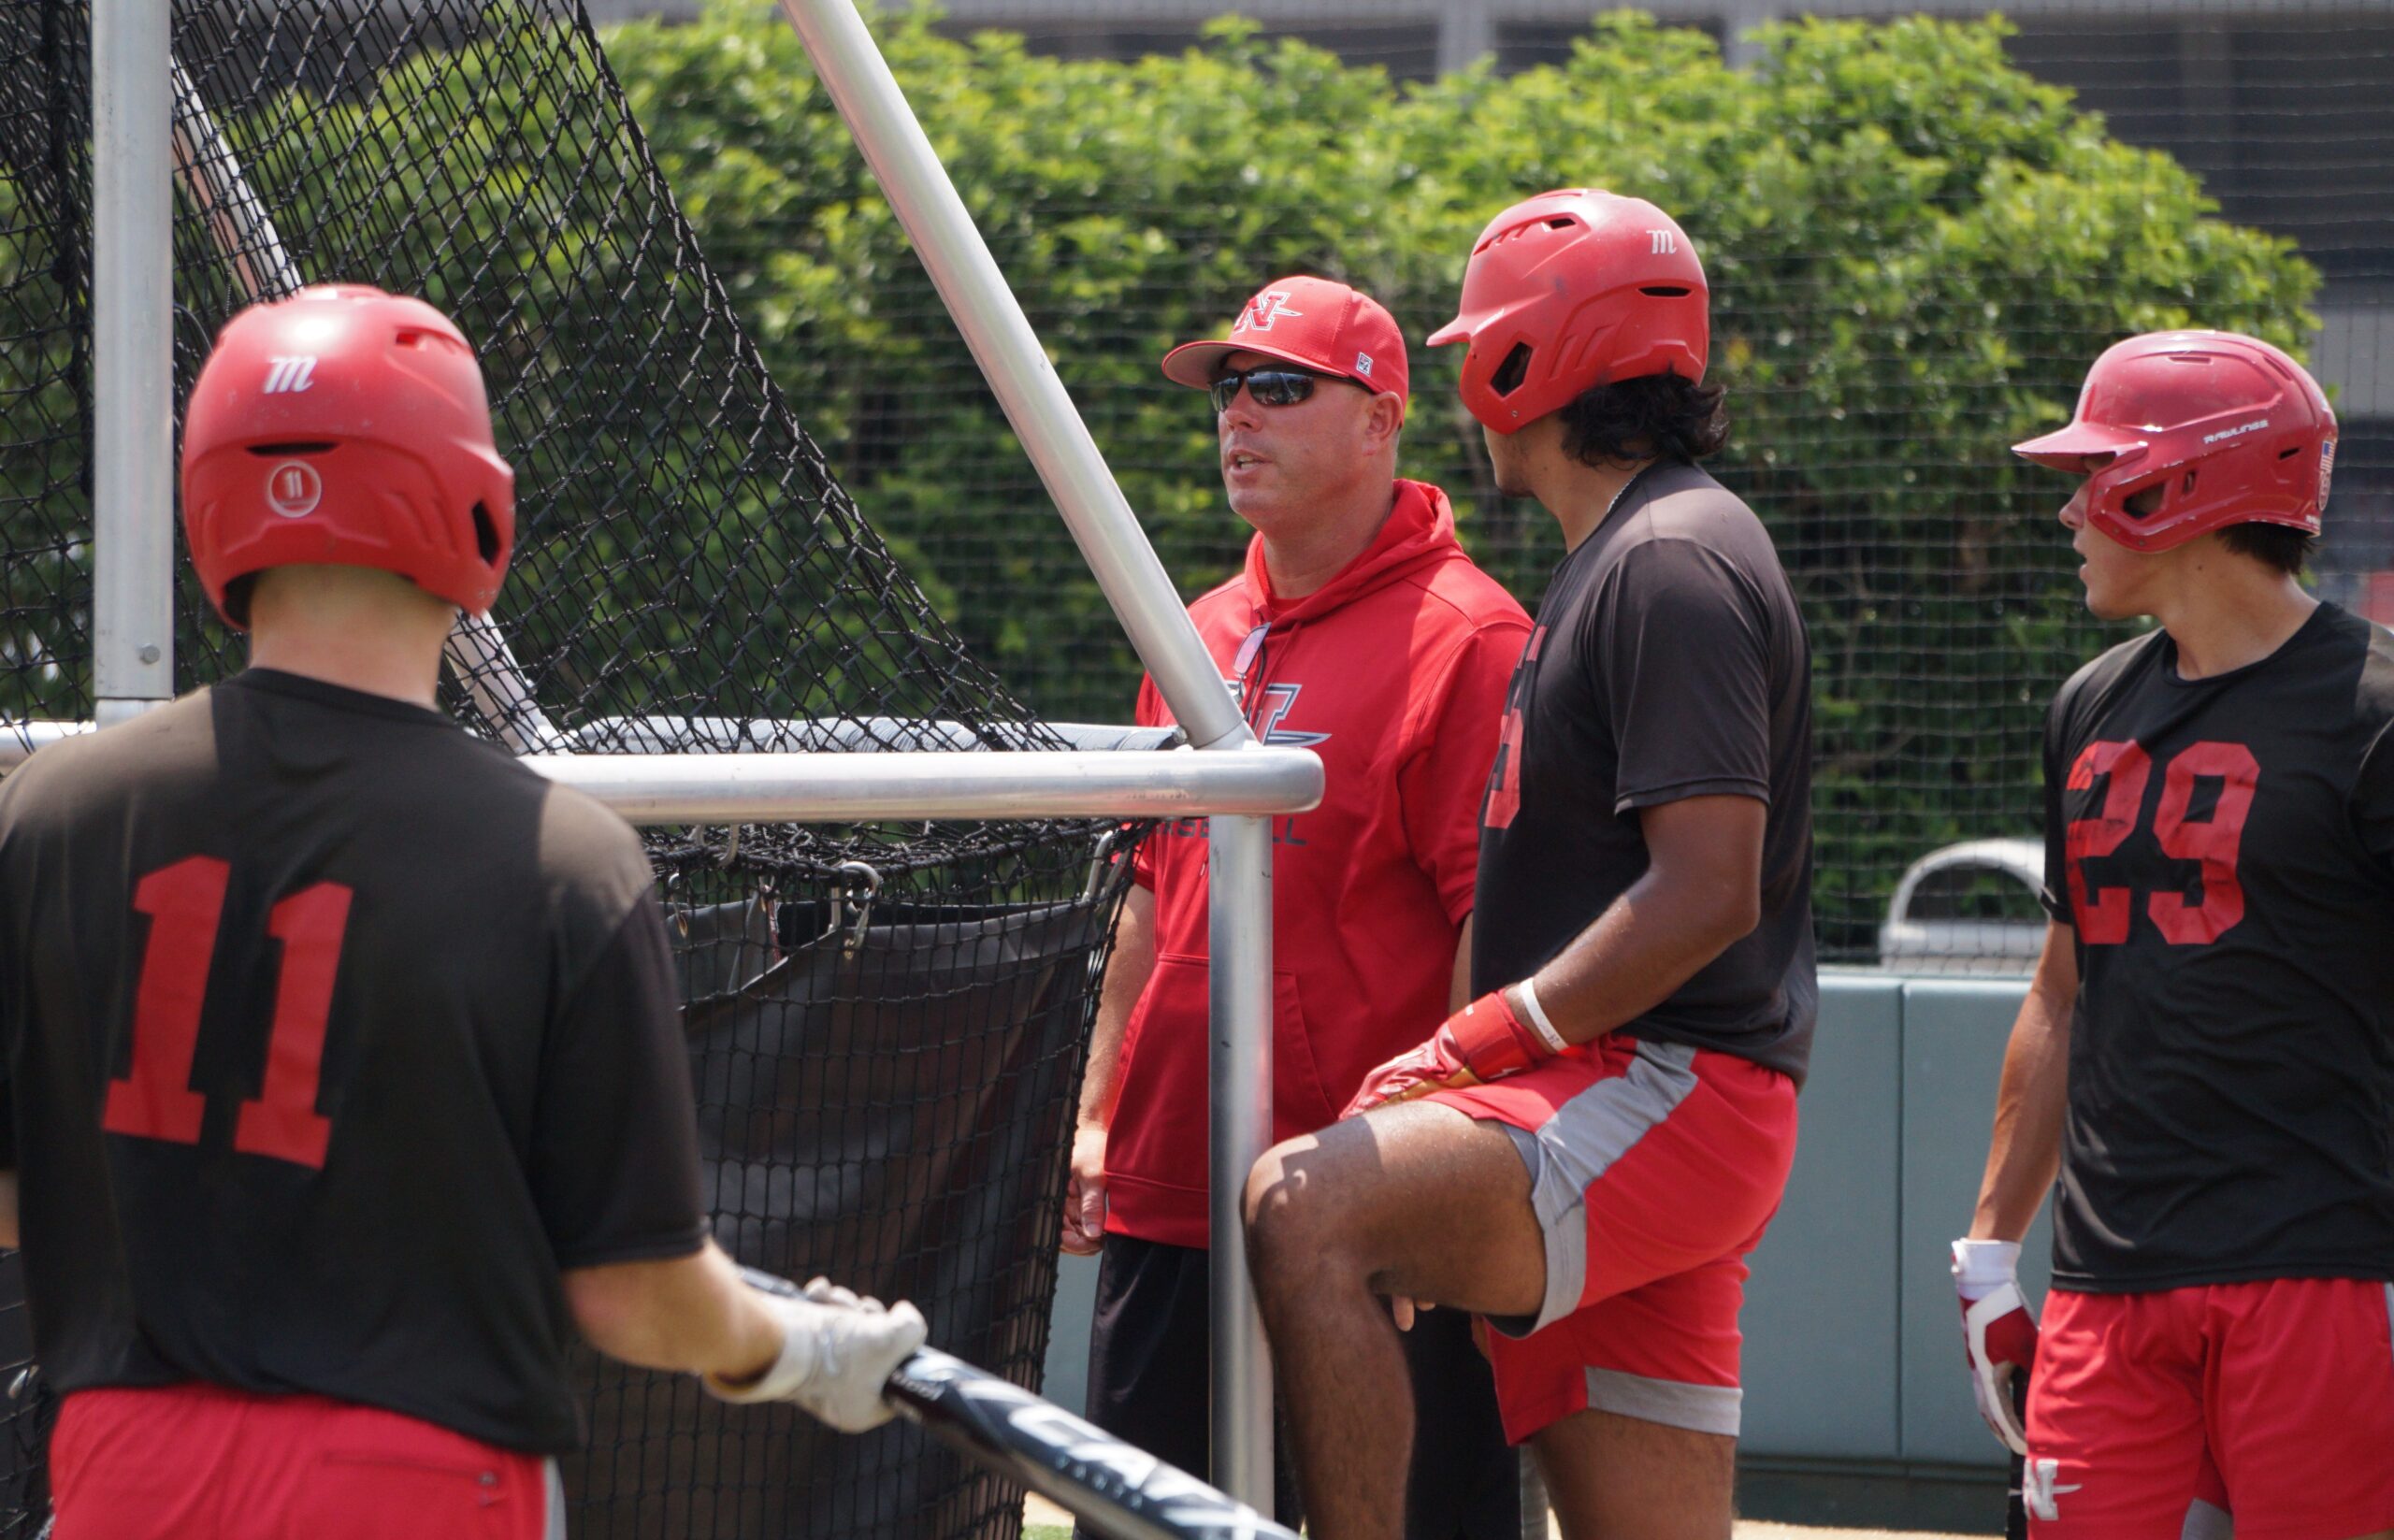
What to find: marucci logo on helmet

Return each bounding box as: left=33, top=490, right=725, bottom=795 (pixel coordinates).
left=1650, top=229, right=1677, bottom=254
left=261, top=355, right=317, bottom=394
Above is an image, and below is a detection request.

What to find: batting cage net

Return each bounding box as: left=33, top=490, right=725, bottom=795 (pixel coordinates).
left=0, top=2, right=1149, bottom=1536
left=598, top=0, right=2382, bottom=965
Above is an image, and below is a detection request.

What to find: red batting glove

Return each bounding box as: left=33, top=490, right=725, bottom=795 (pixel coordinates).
left=1340, top=990, right=1552, bottom=1118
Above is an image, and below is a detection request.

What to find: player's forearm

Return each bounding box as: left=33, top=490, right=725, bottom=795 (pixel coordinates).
left=1510, top=867, right=1752, bottom=1045
left=562, top=1239, right=783, bottom=1382
left=1504, top=793, right=1763, bottom=1046
left=1078, top=884, right=1157, bottom=1130
left=1969, top=922, right=2078, bottom=1243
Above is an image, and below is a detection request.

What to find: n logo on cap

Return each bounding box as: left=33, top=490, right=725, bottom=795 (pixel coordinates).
left=1240, top=291, right=1303, bottom=333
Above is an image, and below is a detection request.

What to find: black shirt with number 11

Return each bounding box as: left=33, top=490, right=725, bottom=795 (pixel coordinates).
left=0, top=670, right=709, bottom=1453
left=2041, top=602, right=2394, bottom=1292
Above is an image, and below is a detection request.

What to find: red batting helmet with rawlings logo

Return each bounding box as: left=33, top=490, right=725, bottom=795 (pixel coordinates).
left=181, top=284, right=515, bottom=626
left=1428, top=189, right=1708, bottom=432
left=2012, top=330, right=2335, bottom=554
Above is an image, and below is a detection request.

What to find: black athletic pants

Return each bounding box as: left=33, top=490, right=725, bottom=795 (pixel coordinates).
left=1078, top=1231, right=1520, bottom=1540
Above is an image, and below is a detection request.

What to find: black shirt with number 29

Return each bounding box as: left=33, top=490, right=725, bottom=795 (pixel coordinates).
left=0, top=670, right=709, bottom=1453
left=2041, top=603, right=2394, bottom=1292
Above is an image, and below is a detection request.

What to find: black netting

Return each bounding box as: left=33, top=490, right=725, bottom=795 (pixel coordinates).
left=0, top=2, right=1147, bottom=1536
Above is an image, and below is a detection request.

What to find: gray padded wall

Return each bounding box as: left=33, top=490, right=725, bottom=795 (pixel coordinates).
left=1741, top=973, right=1904, bottom=1457
left=1895, top=979, right=2054, bottom=1464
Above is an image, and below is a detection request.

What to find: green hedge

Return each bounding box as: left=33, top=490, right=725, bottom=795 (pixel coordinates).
left=605, top=6, right=2315, bottom=954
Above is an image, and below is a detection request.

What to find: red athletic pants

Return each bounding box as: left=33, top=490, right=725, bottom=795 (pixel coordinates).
left=51, top=1383, right=556, bottom=1540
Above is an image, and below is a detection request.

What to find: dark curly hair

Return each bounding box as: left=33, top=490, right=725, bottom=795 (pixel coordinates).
left=2216, top=521, right=2315, bottom=576
left=2119, top=482, right=2315, bottom=575
left=1553, top=373, right=1729, bottom=467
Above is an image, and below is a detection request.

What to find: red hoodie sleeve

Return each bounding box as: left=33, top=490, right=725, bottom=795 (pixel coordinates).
left=1399, top=616, right=1534, bottom=925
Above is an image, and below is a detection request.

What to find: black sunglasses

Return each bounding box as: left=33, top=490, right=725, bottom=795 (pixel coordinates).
left=1208, top=366, right=1355, bottom=413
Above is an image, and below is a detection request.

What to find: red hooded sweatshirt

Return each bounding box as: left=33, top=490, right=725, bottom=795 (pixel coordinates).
left=1104, top=479, right=1533, bottom=1247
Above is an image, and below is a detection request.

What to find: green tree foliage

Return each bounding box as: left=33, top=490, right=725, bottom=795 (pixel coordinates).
left=605, top=5, right=2314, bottom=952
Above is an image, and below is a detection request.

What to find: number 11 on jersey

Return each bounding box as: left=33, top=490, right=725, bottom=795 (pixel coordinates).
left=102, top=855, right=354, bottom=1170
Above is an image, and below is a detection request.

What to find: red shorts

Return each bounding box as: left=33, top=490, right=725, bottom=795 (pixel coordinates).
left=2028, top=1279, right=2394, bottom=1540
left=51, top=1383, right=557, bottom=1540
left=1427, top=1036, right=1798, bottom=1444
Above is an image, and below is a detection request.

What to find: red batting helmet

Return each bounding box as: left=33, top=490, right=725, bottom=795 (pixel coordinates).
left=2012, top=330, right=2335, bottom=554
left=181, top=284, right=516, bottom=626
left=1427, top=189, right=1709, bottom=432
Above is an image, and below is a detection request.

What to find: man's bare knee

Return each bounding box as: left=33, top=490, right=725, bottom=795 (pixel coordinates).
left=1244, top=1131, right=1367, bottom=1298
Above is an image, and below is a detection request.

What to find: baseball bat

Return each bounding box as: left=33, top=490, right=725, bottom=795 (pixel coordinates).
left=740, top=1270, right=1296, bottom=1540
left=2005, top=1373, right=2027, bottom=1540
left=885, top=1347, right=1297, bottom=1540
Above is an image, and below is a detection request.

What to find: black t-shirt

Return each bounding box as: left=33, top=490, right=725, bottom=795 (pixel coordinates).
left=0, top=670, right=708, bottom=1452
left=1473, top=461, right=1818, bottom=1084
left=2041, top=603, right=2394, bottom=1291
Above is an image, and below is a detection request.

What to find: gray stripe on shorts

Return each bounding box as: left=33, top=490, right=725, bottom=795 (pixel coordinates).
left=546, top=1458, right=568, bottom=1540
left=1515, top=1040, right=1701, bottom=1335
left=1583, top=1365, right=1743, bottom=1436
left=2180, top=1498, right=2233, bottom=1540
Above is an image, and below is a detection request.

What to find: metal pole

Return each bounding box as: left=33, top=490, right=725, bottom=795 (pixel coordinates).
left=92, top=0, right=175, bottom=727
left=769, top=3, right=1280, bottom=1506
left=0, top=731, right=1325, bottom=822
left=772, top=0, right=1249, bottom=754
left=166, top=63, right=566, bottom=753
left=524, top=745, right=1322, bottom=824
left=1206, top=811, right=1276, bottom=1509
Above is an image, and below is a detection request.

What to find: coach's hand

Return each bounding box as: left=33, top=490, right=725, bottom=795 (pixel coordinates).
left=1061, top=1122, right=1108, bottom=1256
left=1341, top=989, right=1554, bottom=1118
left=1952, top=1238, right=2037, bottom=1457
left=707, top=1272, right=928, bottom=1432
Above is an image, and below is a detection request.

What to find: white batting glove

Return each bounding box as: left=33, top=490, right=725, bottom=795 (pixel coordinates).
left=1952, top=1238, right=2037, bottom=1458
left=706, top=1270, right=928, bottom=1432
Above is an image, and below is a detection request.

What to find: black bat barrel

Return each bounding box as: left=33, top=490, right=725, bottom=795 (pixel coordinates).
left=885, top=1349, right=1299, bottom=1540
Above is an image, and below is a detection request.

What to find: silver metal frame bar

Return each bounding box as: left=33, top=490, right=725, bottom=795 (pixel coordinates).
left=0, top=723, right=95, bottom=763
left=769, top=0, right=1278, bottom=1504
left=167, top=61, right=568, bottom=753
left=526, top=746, right=1319, bottom=823
left=1205, top=812, right=1276, bottom=1502
left=0, top=727, right=1320, bottom=822
left=93, top=0, right=176, bottom=726
left=771, top=0, right=1247, bottom=756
